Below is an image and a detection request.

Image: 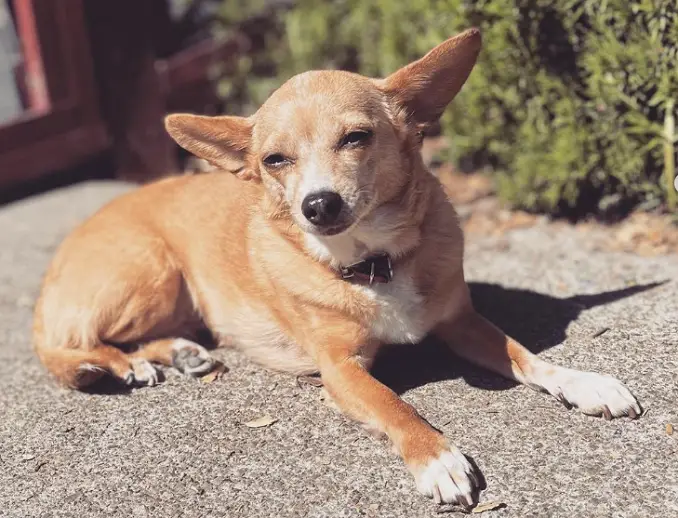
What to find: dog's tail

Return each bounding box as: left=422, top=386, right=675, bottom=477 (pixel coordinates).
left=33, top=296, right=107, bottom=389
left=34, top=346, right=109, bottom=389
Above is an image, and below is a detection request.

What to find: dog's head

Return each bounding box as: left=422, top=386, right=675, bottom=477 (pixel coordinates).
left=166, top=29, right=481, bottom=238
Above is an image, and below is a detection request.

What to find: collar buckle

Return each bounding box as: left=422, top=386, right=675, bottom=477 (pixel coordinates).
left=340, top=253, right=393, bottom=286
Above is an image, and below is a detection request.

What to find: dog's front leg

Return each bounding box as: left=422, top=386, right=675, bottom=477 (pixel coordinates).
left=316, top=344, right=480, bottom=506
left=435, top=306, right=642, bottom=420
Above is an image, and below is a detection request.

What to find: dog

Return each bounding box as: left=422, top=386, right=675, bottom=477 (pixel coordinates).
left=33, top=28, right=641, bottom=507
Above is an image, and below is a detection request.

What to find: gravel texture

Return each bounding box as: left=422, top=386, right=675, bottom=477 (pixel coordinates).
left=1, top=180, right=676, bottom=518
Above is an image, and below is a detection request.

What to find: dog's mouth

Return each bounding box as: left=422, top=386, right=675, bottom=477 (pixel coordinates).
left=296, top=209, right=357, bottom=237
left=313, top=223, right=351, bottom=236
left=304, top=216, right=354, bottom=236
left=293, top=197, right=365, bottom=237
left=303, top=198, right=377, bottom=237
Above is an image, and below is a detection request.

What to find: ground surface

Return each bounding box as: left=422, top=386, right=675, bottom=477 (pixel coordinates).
left=1, top=180, right=676, bottom=518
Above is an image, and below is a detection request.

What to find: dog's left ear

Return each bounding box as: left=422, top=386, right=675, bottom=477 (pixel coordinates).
left=380, top=28, right=481, bottom=126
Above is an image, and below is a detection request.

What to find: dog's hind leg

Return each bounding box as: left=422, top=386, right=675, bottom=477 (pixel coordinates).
left=36, top=342, right=161, bottom=389
left=130, top=338, right=216, bottom=377
left=35, top=335, right=215, bottom=388
left=33, top=230, right=201, bottom=389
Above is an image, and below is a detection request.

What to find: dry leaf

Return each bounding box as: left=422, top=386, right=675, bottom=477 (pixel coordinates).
left=472, top=501, right=506, bottom=514
left=200, top=363, right=227, bottom=383
left=243, top=415, right=278, bottom=428
left=667, top=423, right=674, bottom=436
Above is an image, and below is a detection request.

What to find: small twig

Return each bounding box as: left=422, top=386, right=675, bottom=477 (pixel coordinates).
left=435, top=504, right=470, bottom=514
left=591, top=327, right=611, bottom=338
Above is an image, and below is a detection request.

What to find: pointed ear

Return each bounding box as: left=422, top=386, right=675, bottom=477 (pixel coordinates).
left=164, top=114, right=254, bottom=177
left=380, top=28, right=481, bottom=126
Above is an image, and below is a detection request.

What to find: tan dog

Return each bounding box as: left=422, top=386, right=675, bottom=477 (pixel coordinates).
left=33, top=29, right=641, bottom=506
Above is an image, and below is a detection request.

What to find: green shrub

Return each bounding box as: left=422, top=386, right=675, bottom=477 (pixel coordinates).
left=215, top=0, right=677, bottom=216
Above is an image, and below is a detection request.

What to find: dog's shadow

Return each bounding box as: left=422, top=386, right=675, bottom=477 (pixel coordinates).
left=372, top=281, right=665, bottom=394
left=85, top=281, right=663, bottom=396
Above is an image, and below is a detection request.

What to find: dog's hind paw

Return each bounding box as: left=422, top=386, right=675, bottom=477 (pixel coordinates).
left=171, top=339, right=216, bottom=377
left=124, top=359, right=161, bottom=387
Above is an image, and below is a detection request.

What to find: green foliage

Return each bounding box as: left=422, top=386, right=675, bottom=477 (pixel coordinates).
left=216, top=0, right=678, bottom=216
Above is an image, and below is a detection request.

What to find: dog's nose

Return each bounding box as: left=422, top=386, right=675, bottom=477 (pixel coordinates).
left=301, top=191, right=343, bottom=226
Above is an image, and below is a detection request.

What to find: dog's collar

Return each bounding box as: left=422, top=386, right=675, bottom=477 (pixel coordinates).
left=340, top=253, right=393, bottom=286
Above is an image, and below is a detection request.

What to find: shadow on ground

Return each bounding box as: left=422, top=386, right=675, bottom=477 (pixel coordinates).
left=81, top=281, right=664, bottom=396
left=372, top=281, right=665, bottom=394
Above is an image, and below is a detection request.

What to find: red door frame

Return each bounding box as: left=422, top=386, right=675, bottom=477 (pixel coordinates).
left=0, top=0, right=244, bottom=192
left=0, top=0, right=109, bottom=189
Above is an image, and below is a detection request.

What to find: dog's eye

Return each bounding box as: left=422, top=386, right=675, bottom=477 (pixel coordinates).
left=262, top=154, right=289, bottom=167
left=340, top=130, right=373, bottom=148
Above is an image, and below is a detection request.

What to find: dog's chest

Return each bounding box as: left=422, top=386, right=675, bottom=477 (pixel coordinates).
left=353, top=274, right=429, bottom=344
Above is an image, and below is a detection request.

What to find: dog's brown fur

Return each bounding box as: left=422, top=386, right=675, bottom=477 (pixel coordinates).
left=34, top=29, right=640, bottom=505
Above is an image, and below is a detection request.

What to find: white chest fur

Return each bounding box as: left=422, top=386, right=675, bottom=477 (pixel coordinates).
left=354, top=273, right=429, bottom=344
left=303, top=219, right=432, bottom=344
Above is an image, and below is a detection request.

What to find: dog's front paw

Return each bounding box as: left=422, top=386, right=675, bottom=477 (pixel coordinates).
left=548, top=369, right=641, bottom=420
left=410, top=445, right=480, bottom=507
left=171, top=339, right=216, bottom=376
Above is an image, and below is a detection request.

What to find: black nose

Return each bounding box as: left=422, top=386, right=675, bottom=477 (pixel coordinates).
left=301, top=191, right=344, bottom=226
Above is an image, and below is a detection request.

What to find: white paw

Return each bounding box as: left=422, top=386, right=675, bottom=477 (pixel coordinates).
left=411, top=446, right=479, bottom=506
left=547, top=369, right=641, bottom=419
left=171, top=339, right=215, bottom=376
left=124, top=359, right=161, bottom=387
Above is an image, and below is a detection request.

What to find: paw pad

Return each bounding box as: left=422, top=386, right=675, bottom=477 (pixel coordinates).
left=171, top=340, right=215, bottom=376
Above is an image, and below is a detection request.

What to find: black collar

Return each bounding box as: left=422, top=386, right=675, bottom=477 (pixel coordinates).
left=340, top=253, right=394, bottom=286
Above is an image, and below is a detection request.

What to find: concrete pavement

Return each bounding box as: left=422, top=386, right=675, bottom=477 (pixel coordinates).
left=1, top=180, right=676, bottom=517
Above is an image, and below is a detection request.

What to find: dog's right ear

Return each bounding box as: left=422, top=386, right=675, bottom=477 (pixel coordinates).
left=164, top=114, right=256, bottom=179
